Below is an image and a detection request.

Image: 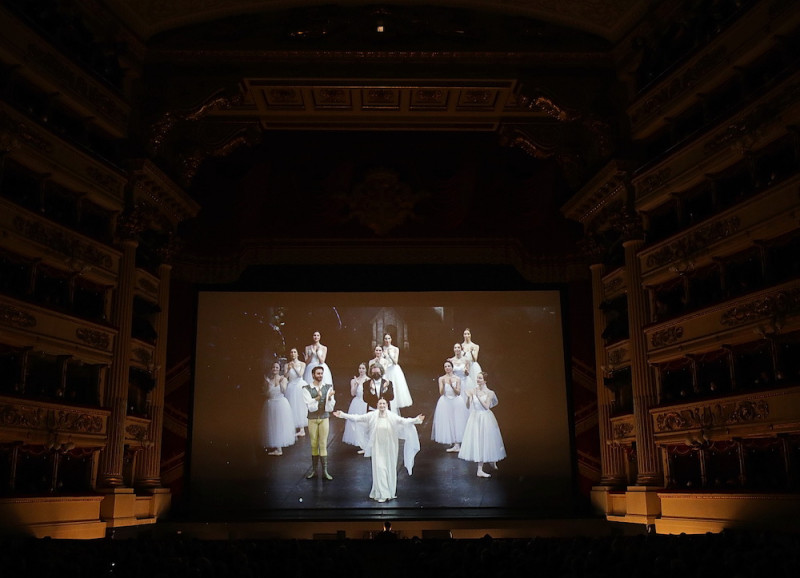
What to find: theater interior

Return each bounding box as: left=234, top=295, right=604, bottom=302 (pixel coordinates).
left=1, top=0, right=799, bottom=573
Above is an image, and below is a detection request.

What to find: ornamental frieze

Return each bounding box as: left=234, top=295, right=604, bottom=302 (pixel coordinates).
left=604, top=277, right=624, bottom=296
left=0, top=404, right=44, bottom=428
left=75, top=328, right=112, bottom=350
left=650, top=326, right=684, bottom=349
left=607, top=347, right=628, bottom=367
left=132, top=347, right=153, bottom=366
left=23, top=44, right=128, bottom=125
left=644, top=216, right=740, bottom=269
left=631, top=47, right=727, bottom=128
left=125, top=424, right=149, bottom=442
left=719, top=288, right=800, bottom=327
left=654, top=399, right=770, bottom=432
left=704, top=82, right=800, bottom=155
left=86, top=166, right=124, bottom=197
left=53, top=410, right=104, bottom=434
left=0, top=109, right=53, bottom=153
left=637, top=167, right=672, bottom=198
left=613, top=421, right=634, bottom=440
left=0, top=304, right=37, bottom=329
left=11, top=215, right=113, bottom=269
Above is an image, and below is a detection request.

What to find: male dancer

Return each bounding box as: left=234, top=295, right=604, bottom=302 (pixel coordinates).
left=302, top=365, right=336, bottom=480
left=363, top=363, right=394, bottom=412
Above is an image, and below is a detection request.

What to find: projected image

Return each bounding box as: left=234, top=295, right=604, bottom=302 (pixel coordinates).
left=191, top=291, right=572, bottom=518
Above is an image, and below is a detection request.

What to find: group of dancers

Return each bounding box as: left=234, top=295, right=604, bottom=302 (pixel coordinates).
left=259, top=328, right=506, bottom=502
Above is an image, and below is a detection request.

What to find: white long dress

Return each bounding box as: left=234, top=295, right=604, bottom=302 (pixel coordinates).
left=463, top=345, right=482, bottom=382
left=260, top=380, right=296, bottom=449
left=451, top=356, right=472, bottom=402
left=285, top=364, right=308, bottom=429
left=431, top=378, right=468, bottom=445
left=458, top=387, right=506, bottom=464
left=384, top=345, right=413, bottom=408
left=338, top=410, right=423, bottom=502
left=342, top=377, right=368, bottom=448
left=303, top=348, right=332, bottom=384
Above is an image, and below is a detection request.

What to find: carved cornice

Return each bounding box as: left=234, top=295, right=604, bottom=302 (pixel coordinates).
left=606, top=346, right=628, bottom=367
left=611, top=414, right=635, bottom=442
left=127, top=160, right=201, bottom=226
left=0, top=403, right=43, bottom=428
left=654, top=399, right=770, bottom=433
left=0, top=397, right=109, bottom=438
left=0, top=304, right=37, bottom=329
left=75, top=328, right=112, bottom=351
left=719, top=288, right=800, bottom=328
left=11, top=215, right=115, bottom=270
left=636, top=167, right=672, bottom=199
left=0, top=109, right=53, bottom=154
left=704, top=82, right=800, bottom=155
left=116, top=201, right=158, bottom=240
left=603, top=275, right=625, bottom=297
left=651, top=385, right=800, bottom=444
left=650, top=326, right=684, bottom=349
left=52, top=409, right=105, bottom=434
left=125, top=423, right=149, bottom=443
left=176, top=123, right=263, bottom=186
left=643, top=216, right=741, bottom=270
left=561, top=159, right=634, bottom=226
left=629, top=46, right=728, bottom=131
left=0, top=6, right=130, bottom=135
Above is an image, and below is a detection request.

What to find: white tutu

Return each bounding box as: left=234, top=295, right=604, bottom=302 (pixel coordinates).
left=260, top=396, right=296, bottom=449
left=342, top=381, right=368, bottom=448
left=431, top=383, right=468, bottom=444
left=385, top=363, right=412, bottom=408
left=285, top=367, right=308, bottom=428
left=458, top=407, right=506, bottom=463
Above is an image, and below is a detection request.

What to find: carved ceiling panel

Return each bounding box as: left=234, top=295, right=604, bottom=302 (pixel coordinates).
left=215, top=79, right=547, bottom=130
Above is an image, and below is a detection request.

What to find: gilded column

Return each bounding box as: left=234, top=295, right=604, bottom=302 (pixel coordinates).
left=623, top=239, right=662, bottom=485
left=591, top=263, right=627, bottom=485
left=98, top=238, right=137, bottom=487
left=136, top=262, right=171, bottom=487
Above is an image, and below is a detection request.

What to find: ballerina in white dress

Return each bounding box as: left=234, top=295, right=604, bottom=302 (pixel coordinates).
left=431, top=360, right=469, bottom=453
left=260, top=362, right=296, bottom=455
left=283, top=348, right=308, bottom=437
left=302, top=331, right=332, bottom=384
left=449, top=343, right=473, bottom=403
left=458, top=371, right=506, bottom=477
left=342, top=363, right=369, bottom=452
left=334, top=398, right=425, bottom=503
left=461, top=328, right=482, bottom=379
left=382, top=333, right=413, bottom=409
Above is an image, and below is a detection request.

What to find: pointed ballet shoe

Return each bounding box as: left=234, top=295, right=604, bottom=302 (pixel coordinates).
left=267, top=449, right=282, bottom=456
left=357, top=449, right=365, bottom=454
left=477, top=470, right=491, bottom=478
left=446, top=445, right=460, bottom=452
